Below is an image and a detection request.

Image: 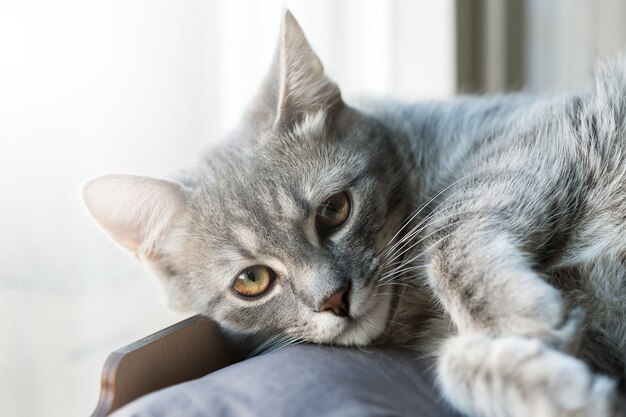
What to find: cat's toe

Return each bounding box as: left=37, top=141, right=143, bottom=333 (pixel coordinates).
left=549, top=307, right=585, bottom=352
left=520, top=342, right=617, bottom=417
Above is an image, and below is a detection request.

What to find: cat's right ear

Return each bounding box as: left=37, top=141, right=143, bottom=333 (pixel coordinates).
left=82, top=174, right=186, bottom=259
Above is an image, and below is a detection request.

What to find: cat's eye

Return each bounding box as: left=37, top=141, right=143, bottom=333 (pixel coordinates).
left=316, top=191, right=351, bottom=236
left=232, top=265, right=275, bottom=298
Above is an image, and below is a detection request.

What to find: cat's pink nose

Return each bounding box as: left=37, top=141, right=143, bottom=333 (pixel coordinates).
left=319, top=285, right=350, bottom=317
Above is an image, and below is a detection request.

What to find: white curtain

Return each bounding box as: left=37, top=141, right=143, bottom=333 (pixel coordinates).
left=525, top=0, right=626, bottom=91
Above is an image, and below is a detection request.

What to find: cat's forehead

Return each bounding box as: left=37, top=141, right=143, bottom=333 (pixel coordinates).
left=190, top=139, right=347, bottom=240
left=209, top=118, right=356, bottom=196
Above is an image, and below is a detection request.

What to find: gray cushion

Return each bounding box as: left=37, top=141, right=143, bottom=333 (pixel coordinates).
left=111, top=344, right=460, bottom=417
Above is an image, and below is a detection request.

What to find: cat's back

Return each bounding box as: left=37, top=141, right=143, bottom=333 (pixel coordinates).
left=559, top=56, right=626, bottom=255
left=530, top=56, right=626, bottom=374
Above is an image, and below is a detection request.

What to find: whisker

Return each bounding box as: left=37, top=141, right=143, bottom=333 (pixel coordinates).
left=379, top=167, right=492, bottom=256
left=249, top=334, right=307, bottom=357
left=381, top=219, right=463, bottom=277
left=377, top=227, right=464, bottom=289
left=383, top=197, right=481, bottom=263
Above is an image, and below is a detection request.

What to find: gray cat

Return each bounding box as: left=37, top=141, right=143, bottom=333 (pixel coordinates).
left=83, top=11, right=626, bottom=417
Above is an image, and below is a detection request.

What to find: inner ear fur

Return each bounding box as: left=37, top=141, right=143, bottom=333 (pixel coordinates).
left=244, top=10, right=343, bottom=131
left=82, top=174, right=186, bottom=258
left=274, top=11, right=342, bottom=127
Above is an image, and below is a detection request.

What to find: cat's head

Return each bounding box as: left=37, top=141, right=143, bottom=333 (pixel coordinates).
left=83, top=11, right=414, bottom=346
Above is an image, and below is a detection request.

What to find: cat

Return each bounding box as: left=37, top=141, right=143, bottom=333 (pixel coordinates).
left=83, top=10, right=626, bottom=417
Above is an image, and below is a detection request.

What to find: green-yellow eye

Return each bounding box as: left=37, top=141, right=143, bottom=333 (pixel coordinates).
left=316, top=191, right=351, bottom=236
left=232, top=265, right=275, bottom=297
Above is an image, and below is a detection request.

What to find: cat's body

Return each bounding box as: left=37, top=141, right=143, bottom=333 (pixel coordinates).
left=371, top=90, right=626, bottom=375
left=84, top=12, right=626, bottom=417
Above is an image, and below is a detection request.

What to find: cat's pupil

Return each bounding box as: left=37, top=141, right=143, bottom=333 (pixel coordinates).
left=232, top=266, right=273, bottom=297
left=323, top=204, right=339, bottom=217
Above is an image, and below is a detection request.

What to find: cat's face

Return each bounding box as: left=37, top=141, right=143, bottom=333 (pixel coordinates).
left=174, top=108, right=412, bottom=346
left=83, top=11, right=413, bottom=346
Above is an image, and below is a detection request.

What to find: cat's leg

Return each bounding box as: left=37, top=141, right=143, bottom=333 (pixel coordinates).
left=427, top=230, right=571, bottom=344
left=424, top=221, right=621, bottom=417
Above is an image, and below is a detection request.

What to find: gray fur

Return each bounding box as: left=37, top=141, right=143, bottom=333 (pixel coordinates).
left=84, top=11, right=626, bottom=417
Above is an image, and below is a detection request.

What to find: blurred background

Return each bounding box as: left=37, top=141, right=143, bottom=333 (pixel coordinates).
left=1, top=0, right=625, bottom=416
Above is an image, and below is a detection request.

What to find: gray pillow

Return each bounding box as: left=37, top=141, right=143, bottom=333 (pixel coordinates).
left=112, top=344, right=460, bottom=417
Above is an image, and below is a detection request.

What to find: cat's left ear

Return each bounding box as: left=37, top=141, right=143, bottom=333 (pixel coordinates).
left=248, top=11, right=342, bottom=129
left=274, top=11, right=343, bottom=126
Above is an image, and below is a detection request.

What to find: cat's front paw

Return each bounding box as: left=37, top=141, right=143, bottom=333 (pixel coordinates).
left=541, top=351, right=618, bottom=417
left=438, top=333, right=619, bottom=417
